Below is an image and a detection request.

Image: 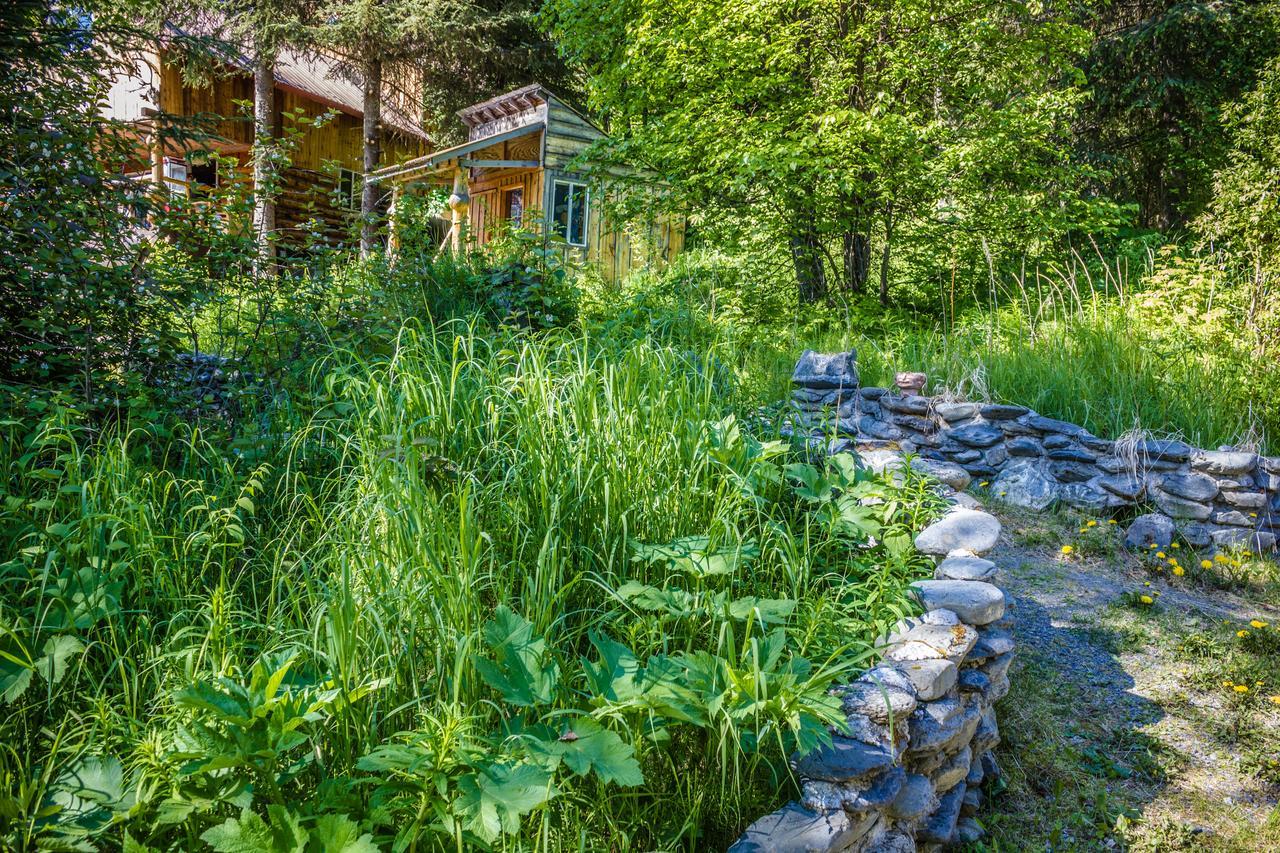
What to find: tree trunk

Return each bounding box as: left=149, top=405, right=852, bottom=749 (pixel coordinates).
left=843, top=230, right=870, bottom=293
left=360, top=57, right=382, bottom=258
left=789, top=196, right=826, bottom=305
left=252, top=55, right=276, bottom=274
left=879, top=200, right=895, bottom=307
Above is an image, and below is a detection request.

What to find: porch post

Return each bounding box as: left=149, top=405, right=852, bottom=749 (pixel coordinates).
left=447, top=166, right=470, bottom=253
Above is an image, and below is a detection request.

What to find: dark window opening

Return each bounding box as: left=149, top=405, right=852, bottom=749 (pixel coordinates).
left=551, top=180, right=588, bottom=247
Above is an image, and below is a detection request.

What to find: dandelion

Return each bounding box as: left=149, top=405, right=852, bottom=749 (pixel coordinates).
left=1079, top=528, right=1088, bottom=534
left=1173, top=566, right=1185, bottom=576
left=1223, top=680, right=1235, bottom=688
left=1201, top=560, right=1213, bottom=569
left=1250, top=512, right=1258, bottom=519
left=1270, top=696, right=1280, bottom=705
left=1061, top=545, right=1074, bottom=555
left=980, top=481, right=989, bottom=487
left=1234, top=684, right=1250, bottom=694
left=1149, top=543, right=1158, bottom=550
left=1238, top=630, right=1249, bottom=638
left=999, top=490, right=1006, bottom=496
left=1143, top=581, right=1151, bottom=586
left=1087, top=520, right=1098, bottom=527
left=1216, top=554, right=1229, bottom=563
left=1251, top=620, right=1267, bottom=629
left=1171, top=543, right=1180, bottom=549
left=1108, top=519, right=1118, bottom=525
left=1139, top=594, right=1154, bottom=604
left=1156, top=551, right=1166, bottom=559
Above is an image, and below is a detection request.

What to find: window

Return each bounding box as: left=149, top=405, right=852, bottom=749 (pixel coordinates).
left=163, top=158, right=188, bottom=196
left=338, top=168, right=362, bottom=211
left=551, top=180, right=588, bottom=246
left=189, top=160, right=217, bottom=191
left=504, top=188, right=524, bottom=225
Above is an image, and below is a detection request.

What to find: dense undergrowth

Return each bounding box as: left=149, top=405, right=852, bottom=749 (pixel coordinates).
left=0, top=309, right=945, bottom=850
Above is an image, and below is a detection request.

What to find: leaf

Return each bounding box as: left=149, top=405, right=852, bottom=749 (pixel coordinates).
left=553, top=719, right=644, bottom=786
left=726, top=596, right=797, bottom=624
left=628, top=536, right=760, bottom=578
left=453, top=762, right=553, bottom=843
left=474, top=606, right=559, bottom=707
left=308, top=813, right=378, bottom=853
left=36, top=634, right=85, bottom=686
left=616, top=581, right=697, bottom=618
left=201, top=806, right=307, bottom=853
left=0, top=663, right=33, bottom=705
left=784, top=463, right=832, bottom=502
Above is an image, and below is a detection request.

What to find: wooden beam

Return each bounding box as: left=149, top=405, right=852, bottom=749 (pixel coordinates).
left=368, top=122, right=545, bottom=184
left=460, top=158, right=540, bottom=169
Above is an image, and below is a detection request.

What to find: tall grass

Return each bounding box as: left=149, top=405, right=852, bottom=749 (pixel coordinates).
left=0, top=319, right=939, bottom=851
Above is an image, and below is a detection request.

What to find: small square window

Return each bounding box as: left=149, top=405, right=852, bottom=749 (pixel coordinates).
left=551, top=180, right=588, bottom=247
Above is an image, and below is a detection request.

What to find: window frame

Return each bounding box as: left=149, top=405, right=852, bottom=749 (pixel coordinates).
left=338, top=167, right=362, bottom=212
left=551, top=179, right=589, bottom=247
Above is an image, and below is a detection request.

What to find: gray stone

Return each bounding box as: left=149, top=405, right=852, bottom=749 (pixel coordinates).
left=934, top=554, right=997, bottom=581
left=968, top=627, right=1015, bottom=662
left=945, top=447, right=982, bottom=464
left=956, top=817, right=984, bottom=843
left=1047, top=446, right=1098, bottom=464
left=1191, top=450, right=1258, bottom=476
left=918, top=783, right=966, bottom=845
left=913, top=508, right=1002, bottom=556
left=888, top=773, right=938, bottom=822
left=1180, top=521, right=1213, bottom=548
left=1097, top=473, right=1144, bottom=500
left=1042, top=433, right=1073, bottom=451
left=859, top=417, right=904, bottom=441
left=980, top=750, right=1002, bottom=782
left=1222, top=490, right=1268, bottom=509
left=935, top=402, right=977, bottom=422
left=991, top=459, right=1060, bottom=510
left=1006, top=436, right=1043, bottom=457
left=1080, top=433, right=1115, bottom=454
left=983, top=445, right=1009, bottom=468
left=1124, top=512, right=1175, bottom=549
left=979, top=403, right=1029, bottom=420
left=792, top=736, right=895, bottom=783
left=859, top=386, right=887, bottom=400
left=965, top=750, right=985, bottom=787
left=1061, top=482, right=1113, bottom=511
left=801, top=765, right=905, bottom=814
left=960, top=464, right=1000, bottom=479
left=728, top=802, right=869, bottom=853
left=880, top=394, right=931, bottom=415
left=1211, top=509, right=1254, bottom=527
left=980, top=652, right=1015, bottom=685
left=1155, top=471, right=1220, bottom=502
left=988, top=675, right=1011, bottom=702
left=842, top=666, right=919, bottom=723
left=893, top=658, right=958, bottom=701
left=957, top=668, right=991, bottom=698
left=910, top=580, right=1006, bottom=625
left=1024, top=413, right=1085, bottom=436
left=949, top=423, right=1005, bottom=448
left=1050, top=460, right=1099, bottom=483
left=1140, top=439, right=1192, bottom=463
left=865, top=828, right=916, bottom=853
left=1096, top=455, right=1126, bottom=474
left=793, top=387, right=836, bottom=405
left=884, top=620, right=978, bottom=666
left=949, top=491, right=983, bottom=510
left=1209, top=527, right=1277, bottom=553
left=930, top=745, right=972, bottom=793
left=894, top=414, right=938, bottom=435
left=971, top=707, right=1001, bottom=754
left=908, top=698, right=982, bottom=756
left=961, top=785, right=982, bottom=816
left=912, top=457, right=971, bottom=491
left=1152, top=491, right=1213, bottom=521
left=792, top=350, right=858, bottom=390
left=998, top=418, right=1041, bottom=436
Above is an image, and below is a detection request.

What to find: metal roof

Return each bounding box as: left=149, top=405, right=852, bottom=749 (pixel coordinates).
left=368, top=122, right=545, bottom=184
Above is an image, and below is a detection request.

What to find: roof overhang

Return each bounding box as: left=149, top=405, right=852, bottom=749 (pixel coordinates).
left=368, top=122, right=544, bottom=185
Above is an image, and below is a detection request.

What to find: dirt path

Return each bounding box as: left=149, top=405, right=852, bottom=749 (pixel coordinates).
left=974, top=506, right=1280, bottom=851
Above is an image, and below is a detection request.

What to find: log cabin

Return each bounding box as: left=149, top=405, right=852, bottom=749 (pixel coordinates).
left=106, top=37, right=431, bottom=248
left=371, top=84, right=685, bottom=282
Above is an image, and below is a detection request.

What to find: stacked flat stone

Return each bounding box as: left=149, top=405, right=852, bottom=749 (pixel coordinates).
left=730, top=507, right=1012, bottom=852
left=787, top=351, right=1280, bottom=554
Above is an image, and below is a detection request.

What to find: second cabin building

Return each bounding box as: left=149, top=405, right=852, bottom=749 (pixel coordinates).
left=372, top=84, right=684, bottom=283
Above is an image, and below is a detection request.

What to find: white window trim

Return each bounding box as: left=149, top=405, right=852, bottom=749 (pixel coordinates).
left=552, top=179, right=589, bottom=247
left=339, top=167, right=362, bottom=211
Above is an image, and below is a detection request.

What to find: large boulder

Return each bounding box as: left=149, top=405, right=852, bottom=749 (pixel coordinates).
left=792, top=350, right=858, bottom=390
left=991, top=459, right=1060, bottom=510
left=914, top=508, right=1002, bottom=556
left=909, top=580, right=1006, bottom=625
left=729, top=802, right=873, bottom=853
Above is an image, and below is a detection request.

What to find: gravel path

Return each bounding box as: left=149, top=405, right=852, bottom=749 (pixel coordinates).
left=986, top=508, right=1280, bottom=848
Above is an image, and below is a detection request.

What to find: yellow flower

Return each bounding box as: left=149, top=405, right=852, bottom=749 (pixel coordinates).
left=999, top=490, right=1006, bottom=496
left=1238, top=630, right=1249, bottom=638
left=1250, top=512, right=1258, bottom=518
left=1234, top=684, right=1250, bottom=694
left=980, top=481, right=989, bottom=487
left=1061, top=545, right=1074, bottom=555
left=1087, top=520, right=1098, bottom=527
left=1108, top=519, right=1118, bottom=525
left=1216, top=554, right=1228, bottom=563
left=1156, top=551, right=1166, bottom=559
left=1139, top=594, right=1154, bottom=604
left=1223, top=680, right=1235, bottom=687
left=1173, top=566, right=1185, bottom=576
left=1232, top=559, right=1242, bottom=567
left=1171, top=543, right=1180, bottom=549
left=1079, top=528, right=1088, bottom=534
left=1251, top=620, right=1267, bottom=629
left=1201, top=560, right=1213, bottom=569
left=1149, top=543, right=1158, bottom=550
left=1270, top=696, right=1280, bottom=705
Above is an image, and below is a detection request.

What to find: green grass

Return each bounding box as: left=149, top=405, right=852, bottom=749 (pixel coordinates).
left=0, top=318, right=944, bottom=851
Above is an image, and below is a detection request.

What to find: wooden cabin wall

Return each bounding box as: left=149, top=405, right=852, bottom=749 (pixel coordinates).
left=469, top=168, right=543, bottom=245
left=542, top=96, right=601, bottom=171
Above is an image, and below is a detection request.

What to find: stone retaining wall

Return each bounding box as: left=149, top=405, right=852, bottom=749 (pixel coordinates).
left=785, top=350, right=1280, bottom=554
left=730, top=500, right=1013, bottom=852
